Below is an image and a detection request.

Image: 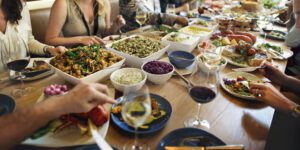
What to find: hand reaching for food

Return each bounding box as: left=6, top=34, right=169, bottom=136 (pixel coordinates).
left=259, top=62, right=287, bottom=86
left=78, top=36, right=105, bottom=46
left=249, top=83, right=296, bottom=112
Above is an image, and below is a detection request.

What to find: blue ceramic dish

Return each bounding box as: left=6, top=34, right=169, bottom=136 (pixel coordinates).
left=156, top=128, right=225, bottom=150
left=0, top=94, right=16, bottom=116
left=168, top=51, right=195, bottom=69
left=110, top=93, right=172, bottom=134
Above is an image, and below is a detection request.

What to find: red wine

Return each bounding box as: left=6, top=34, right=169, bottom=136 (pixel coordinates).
left=7, top=59, right=29, bottom=72
left=189, top=86, right=216, bottom=103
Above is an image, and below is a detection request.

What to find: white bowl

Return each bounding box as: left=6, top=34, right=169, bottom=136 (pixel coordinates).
left=190, top=19, right=219, bottom=30
left=141, top=61, right=175, bottom=84
left=196, top=53, right=227, bottom=74
left=107, top=35, right=170, bottom=68
left=49, top=58, right=126, bottom=85
left=110, top=68, right=147, bottom=92
left=161, top=32, right=201, bottom=52
left=179, top=25, right=213, bottom=41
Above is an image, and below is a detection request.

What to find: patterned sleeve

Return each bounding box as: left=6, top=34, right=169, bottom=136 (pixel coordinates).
left=22, top=4, right=47, bottom=56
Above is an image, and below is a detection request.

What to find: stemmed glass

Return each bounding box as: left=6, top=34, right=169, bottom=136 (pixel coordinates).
left=184, top=53, right=220, bottom=129
left=135, top=8, right=148, bottom=32
left=166, top=4, right=176, bottom=15
left=122, top=86, right=151, bottom=150
left=6, top=36, right=34, bottom=98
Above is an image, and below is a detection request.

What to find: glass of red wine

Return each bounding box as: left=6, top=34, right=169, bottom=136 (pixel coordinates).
left=6, top=37, right=34, bottom=98
left=184, top=64, right=218, bottom=129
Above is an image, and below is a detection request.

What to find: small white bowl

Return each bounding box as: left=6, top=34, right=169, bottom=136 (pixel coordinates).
left=141, top=61, right=174, bottom=84
left=110, top=68, right=147, bottom=92
left=196, top=53, right=227, bottom=74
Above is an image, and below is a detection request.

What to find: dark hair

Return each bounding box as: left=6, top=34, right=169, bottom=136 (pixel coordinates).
left=1, top=0, right=23, bottom=24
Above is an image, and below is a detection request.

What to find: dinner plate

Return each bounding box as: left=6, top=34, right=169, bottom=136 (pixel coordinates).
left=160, top=57, right=197, bottom=76
left=10, top=58, right=55, bottom=81
left=0, top=94, right=16, bottom=116
left=156, top=128, right=225, bottom=150
left=260, top=30, right=286, bottom=41
left=22, top=93, right=111, bottom=147
left=222, top=55, right=249, bottom=68
left=111, top=93, right=172, bottom=134
left=220, top=72, right=263, bottom=100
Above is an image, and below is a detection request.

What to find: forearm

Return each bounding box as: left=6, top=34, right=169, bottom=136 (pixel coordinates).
left=0, top=97, right=63, bottom=149
left=45, top=37, right=83, bottom=47
left=175, top=3, right=189, bottom=13
left=283, top=76, right=300, bottom=96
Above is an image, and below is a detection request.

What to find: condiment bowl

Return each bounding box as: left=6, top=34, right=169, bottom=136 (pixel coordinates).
left=196, top=53, right=227, bottom=74
left=110, top=68, right=147, bottom=92
left=168, top=51, right=195, bottom=69
left=141, top=61, right=175, bottom=84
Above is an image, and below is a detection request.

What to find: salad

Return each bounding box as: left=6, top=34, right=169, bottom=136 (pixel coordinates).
left=223, top=76, right=252, bottom=96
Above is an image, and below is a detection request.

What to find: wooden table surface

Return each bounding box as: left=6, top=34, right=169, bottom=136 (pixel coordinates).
left=0, top=27, right=290, bottom=150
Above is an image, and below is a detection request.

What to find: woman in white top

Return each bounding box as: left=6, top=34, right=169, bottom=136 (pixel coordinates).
left=285, top=0, right=300, bottom=48
left=0, top=0, right=64, bottom=71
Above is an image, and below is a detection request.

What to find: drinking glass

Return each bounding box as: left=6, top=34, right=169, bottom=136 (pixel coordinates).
left=184, top=54, right=219, bottom=129
left=135, top=9, right=148, bottom=32
left=122, top=86, right=151, bottom=150
left=166, top=4, right=176, bottom=15
left=6, top=36, right=34, bottom=98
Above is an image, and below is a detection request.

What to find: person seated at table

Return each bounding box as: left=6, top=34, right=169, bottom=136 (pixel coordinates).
left=250, top=63, right=300, bottom=116
left=160, top=0, right=190, bottom=13
left=119, top=0, right=189, bottom=32
left=0, top=0, right=65, bottom=71
left=285, top=0, right=300, bottom=48
left=0, top=82, right=116, bottom=149
left=45, top=0, right=126, bottom=47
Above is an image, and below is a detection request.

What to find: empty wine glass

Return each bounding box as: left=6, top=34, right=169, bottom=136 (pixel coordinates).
left=122, top=86, right=151, bottom=150
left=6, top=36, right=34, bottom=98
left=184, top=59, right=219, bottom=129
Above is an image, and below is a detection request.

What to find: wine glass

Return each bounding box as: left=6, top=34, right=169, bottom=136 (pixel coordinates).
left=6, top=36, right=34, bottom=98
left=184, top=54, right=219, bottom=129
left=166, top=4, right=176, bottom=15
left=135, top=8, right=148, bottom=32
left=122, top=86, right=151, bottom=150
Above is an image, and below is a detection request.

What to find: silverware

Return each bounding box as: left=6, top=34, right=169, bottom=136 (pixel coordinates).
left=88, top=119, right=113, bottom=150
left=174, top=70, right=194, bottom=88
left=232, top=66, right=263, bottom=72
left=165, top=144, right=244, bottom=150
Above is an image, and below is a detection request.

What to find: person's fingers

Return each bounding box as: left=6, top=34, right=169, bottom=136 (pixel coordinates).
left=90, top=91, right=117, bottom=104
left=249, top=83, right=267, bottom=90
left=91, top=37, right=100, bottom=45
left=94, top=36, right=105, bottom=45
left=92, top=83, right=109, bottom=95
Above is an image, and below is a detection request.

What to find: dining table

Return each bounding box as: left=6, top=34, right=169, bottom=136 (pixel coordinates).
left=0, top=21, right=291, bottom=150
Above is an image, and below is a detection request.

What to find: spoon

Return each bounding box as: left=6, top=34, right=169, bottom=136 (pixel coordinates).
left=174, top=70, right=194, bottom=88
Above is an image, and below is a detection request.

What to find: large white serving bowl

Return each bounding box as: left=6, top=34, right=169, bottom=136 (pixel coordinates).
left=141, top=61, right=175, bottom=84
left=49, top=57, right=126, bottom=85
left=179, top=25, right=213, bottom=41
left=161, top=32, right=201, bottom=52
left=110, top=68, right=147, bottom=92
left=107, top=35, right=170, bottom=68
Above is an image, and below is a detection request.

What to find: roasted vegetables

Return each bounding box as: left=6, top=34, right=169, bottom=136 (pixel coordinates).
left=50, top=45, right=123, bottom=78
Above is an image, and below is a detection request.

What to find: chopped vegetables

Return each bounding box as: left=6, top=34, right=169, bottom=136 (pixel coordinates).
left=223, top=76, right=252, bottom=96
left=259, top=43, right=283, bottom=54
left=143, top=61, right=173, bottom=74
left=50, top=45, right=123, bottom=78
left=111, top=36, right=162, bottom=58
left=113, top=70, right=144, bottom=85
left=44, top=84, right=68, bottom=96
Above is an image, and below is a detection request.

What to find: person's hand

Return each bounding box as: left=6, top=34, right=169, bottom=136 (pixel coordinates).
left=175, top=16, right=189, bottom=26
left=250, top=83, right=296, bottom=112
left=78, top=36, right=104, bottom=46
left=114, top=15, right=126, bottom=29
left=259, top=62, right=287, bottom=86
left=47, top=46, right=66, bottom=55
left=55, top=82, right=116, bottom=115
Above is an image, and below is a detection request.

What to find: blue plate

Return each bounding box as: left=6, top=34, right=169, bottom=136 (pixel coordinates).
left=156, top=128, right=225, bottom=150
left=111, top=93, right=172, bottom=134
left=0, top=94, right=16, bottom=116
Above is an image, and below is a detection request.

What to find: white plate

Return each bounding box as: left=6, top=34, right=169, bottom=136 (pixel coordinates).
left=178, top=25, right=213, bottom=40
left=255, top=42, right=294, bottom=60
left=222, top=55, right=249, bottom=68
left=49, top=51, right=126, bottom=85
left=189, top=19, right=218, bottom=30
left=107, top=35, right=170, bottom=68
left=220, top=72, right=263, bottom=100
left=22, top=94, right=111, bottom=147
left=161, top=32, right=201, bottom=52
left=160, top=57, right=196, bottom=76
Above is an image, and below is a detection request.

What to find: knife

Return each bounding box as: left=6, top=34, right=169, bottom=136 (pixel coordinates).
left=165, top=144, right=244, bottom=150
left=88, top=119, right=113, bottom=150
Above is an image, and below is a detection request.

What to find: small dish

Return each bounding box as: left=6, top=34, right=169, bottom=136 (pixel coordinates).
left=168, top=51, right=195, bottom=69
left=141, top=61, right=174, bottom=84
left=196, top=53, right=227, bottom=74
left=160, top=57, right=197, bottom=76
left=0, top=94, right=16, bottom=116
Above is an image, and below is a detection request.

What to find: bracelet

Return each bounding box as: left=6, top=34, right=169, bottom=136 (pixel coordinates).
left=292, top=105, right=300, bottom=118
left=43, top=46, right=54, bottom=57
